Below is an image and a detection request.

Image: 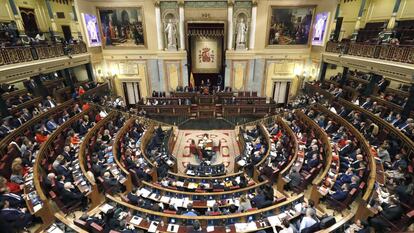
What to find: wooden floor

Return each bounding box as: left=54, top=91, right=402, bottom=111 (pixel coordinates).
left=172, top=130, right=240, bottom=174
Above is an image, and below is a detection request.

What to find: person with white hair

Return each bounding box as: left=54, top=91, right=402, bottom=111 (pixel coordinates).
left=61, top=182, right=82, bottom=205
left=299, top=208, right=317, bottom=232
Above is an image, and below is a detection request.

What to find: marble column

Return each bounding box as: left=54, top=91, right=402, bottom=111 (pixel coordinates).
left=387, top=0, right=402, bottom=29
left=8, top=0, right=25, bottom=36
left=45, top=0, right=58, bottom=40
left=402, top=81, right=414, bottom=118
left=350, top=0, right=366, bottom=41
left=227, top=1, right=234, bottom=50
left=330, top=3, right=341, bottom=41
left=179, top=2, right=185, bottom=50
left=72, top=3, right=82, bottom=39
left=155, top=1, right=164, bottom=50
left=248, top=1, right=257, bottom=50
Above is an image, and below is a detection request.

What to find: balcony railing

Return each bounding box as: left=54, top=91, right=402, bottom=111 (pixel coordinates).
left=325, top=41, right=414, bottom=64
left=0, top=41, right=88, bottom=66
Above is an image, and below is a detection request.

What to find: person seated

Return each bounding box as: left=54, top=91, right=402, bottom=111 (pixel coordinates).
left=9, top=164, right=25, bottom=185
left=61, top=182, right=82, bottom=205
left=328, top=183, right=349, bottom=202
left=252, top=189, right=267, bottom=208
left=206, top=203, right=221, bottom=215
left=299, top=208, right=318, bottom=233
left=0, top=200, right=33, bottom=232
left=183, top=203, right=198, bottom=216
left=103, top=172, right=122, bottom=194
left=237, top=195, right=252, bottom=212
left=368, top=197, right=404, bottom=233
left=279, top=218, right=295, bottom=233
left=188, top=220, right=203, bottom=233
left=43, top=96, right=56, bottom=109
left=345, top=219, right=370, bottom=233
left=0, top=191, right=25, bottom=209
left=34, top=129, right=48, bottom=144
left=303, top=153, right=319, bottom=171
left=46, top=117, right=59, bottom=132
left=333, top=168, right=354, bottom=190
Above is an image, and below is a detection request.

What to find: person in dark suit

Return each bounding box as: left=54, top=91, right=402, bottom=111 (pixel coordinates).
left=252, top=189, right=266, bottom=208
left=0, top=200, right=32, bottom=231
left=103, top=172, right=122, bottom=194
left=61, top=182, right=82, bottom=205
left=287, top=168, right=302, bottom=190
left=0, top=192, right=24, bottom=208
left=303, top=153, right=319, bottom=171
left=329, top=183, right=349, bottom=202
left=368, top=198, right=404, bottom=233
left=127, top=188, right=140, bottom=205
left=46, top=117, right=59, bottom=132
left=339, top=140, right=353, bottom=158
left=43, top=96, right=57, bottom=108
left=333, top=168, right=354, bottom=190
left=55, top=161, right=71, bottom=180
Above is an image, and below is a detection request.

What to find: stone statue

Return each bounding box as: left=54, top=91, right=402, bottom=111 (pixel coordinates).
left=236, top=18, right=248, bottom=49
left=165, top=18, right=177, bottom=50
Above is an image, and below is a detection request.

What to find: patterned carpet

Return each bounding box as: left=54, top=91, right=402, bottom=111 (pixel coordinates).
left=172, top=130, right=240, bottom=174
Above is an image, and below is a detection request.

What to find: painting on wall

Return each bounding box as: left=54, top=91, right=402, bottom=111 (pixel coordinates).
left=82, top=13, right=101, bottom=47
left=98, top=7, right=145, bottom=47
left=267, top=6, right=314, bottom=46
left=311, top=12, right=329, bottom=46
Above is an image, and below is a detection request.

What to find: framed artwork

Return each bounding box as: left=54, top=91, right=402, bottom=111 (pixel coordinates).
left=97, top=7, right=145, bottom=48
left=311, top=12, right=330, bottom=46
left=267, top=6, right=315, bottom=46
left=82, top=13, right=101, bottom=47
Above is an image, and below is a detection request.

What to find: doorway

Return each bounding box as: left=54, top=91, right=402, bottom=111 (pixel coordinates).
left=272, top=81, right=290, bottom=104
left=61, top=25, right=72, bottom=42
left=19, top=8, right=39, bottom=38
left=122, top=82, right=141, bottom=106
left=187, top=23, right=225, bottom=88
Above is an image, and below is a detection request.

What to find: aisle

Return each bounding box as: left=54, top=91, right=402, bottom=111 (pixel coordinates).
left=172, top=130, right=240, bottom=174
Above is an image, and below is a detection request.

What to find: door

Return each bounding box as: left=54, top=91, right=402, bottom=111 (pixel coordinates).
left=61, top=25, right=72, bottom=42
left=272, top=81, right=290, bottom=104
left=122, top=82, right=141, bottom=106
left=19, top=8, right=39, bottom=38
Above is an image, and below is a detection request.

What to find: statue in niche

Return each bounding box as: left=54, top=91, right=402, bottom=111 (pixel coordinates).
left=236, top=17, right=248, bottom=50
left=164, top=18, right=177, bottom=50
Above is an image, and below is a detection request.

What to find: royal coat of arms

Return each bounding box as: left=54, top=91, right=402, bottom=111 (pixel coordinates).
left=198, top=47, right=215, bottom=63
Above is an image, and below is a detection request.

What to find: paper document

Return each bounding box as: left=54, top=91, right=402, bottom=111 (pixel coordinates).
left=267, top=216, right=281, bottom=227
left=129, top=216, right=143, bottom=226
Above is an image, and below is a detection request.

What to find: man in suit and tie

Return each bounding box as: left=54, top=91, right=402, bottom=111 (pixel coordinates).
left=368, top=197, right=403, bottom=233
left=61, top=182, right=83, bottom=205
left=287, top=168, right=302, bottom=190
left=390, top=113, right=403, bottom=126
left=339, top=140, right=353, bottom=158
left=325, top=121, right=336, bottom=134
left=0, top=192, right=25, bottom=208
left=21, top=108, right=32, bottom=121
left=397, top=118, right=413, bottom=131
left=46, top=117, right=59, bottom=132
left=0, top=200, right=33, bottom=231
left=329, top=183, right=349, bottom=202
left=360, top=97, right=373, bottom=109
left=0, top=119, right=14, bottom=135
left=43, top=96, right=56, bottom=108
